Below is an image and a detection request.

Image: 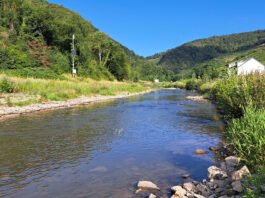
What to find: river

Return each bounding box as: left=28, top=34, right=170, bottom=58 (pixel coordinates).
left=0, top=89, right=224, bottom=198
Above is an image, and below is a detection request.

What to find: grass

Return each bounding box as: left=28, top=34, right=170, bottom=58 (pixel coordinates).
left=242, top=168, right=265, bottom=198
left=0, top=74, right=149, bottom=104
left=227, top=103, right=265, bottom=168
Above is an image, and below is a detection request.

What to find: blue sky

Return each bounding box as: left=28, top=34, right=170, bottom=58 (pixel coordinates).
left=47, top=0, right=265, bottom=57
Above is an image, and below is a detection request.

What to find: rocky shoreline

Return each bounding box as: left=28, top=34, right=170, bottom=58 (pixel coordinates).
left=136, top=144, right=257, bottom=198
left=0, top=90, right=152, bottom=120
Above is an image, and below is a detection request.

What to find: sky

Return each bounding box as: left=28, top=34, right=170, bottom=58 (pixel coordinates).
left=47, top=0, right=265, bottom=57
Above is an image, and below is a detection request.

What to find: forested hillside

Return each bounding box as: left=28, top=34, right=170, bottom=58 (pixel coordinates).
left=0, top=0, right=173, bottom=81
left=147, top=30, right=265, bottom=79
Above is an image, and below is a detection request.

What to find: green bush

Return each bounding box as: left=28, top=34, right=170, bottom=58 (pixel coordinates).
left=227, top=104, right=265, bottom=168
left=0, top=78, right=14, bottom=93
left=185, top=79, right=204, bottom=90
left=210, top=73, right=265, bottom=118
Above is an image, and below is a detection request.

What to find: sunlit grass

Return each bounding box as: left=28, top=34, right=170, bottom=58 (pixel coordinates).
left=0, top=74, right=149, bottom=102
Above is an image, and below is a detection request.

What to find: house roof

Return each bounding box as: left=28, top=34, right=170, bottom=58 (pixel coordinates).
left=238, top=58, right=265, bottom=68
left=228, top=58, right=265, bottom=68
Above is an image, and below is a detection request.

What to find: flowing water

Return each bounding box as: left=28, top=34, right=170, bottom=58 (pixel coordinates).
left=0, top=89, right=224, bottom=198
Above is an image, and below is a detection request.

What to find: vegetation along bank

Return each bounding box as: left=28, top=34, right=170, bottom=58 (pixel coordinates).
left=157, top=73, right=264, bottom=198
left=0, top=74, right=151, bottom=119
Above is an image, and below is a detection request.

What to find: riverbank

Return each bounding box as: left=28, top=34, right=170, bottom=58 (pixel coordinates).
left=164, top=73, right=265, bottom=197
left=0, top=74, right=152, bottom=119
left=0, top=90, right=152, bottom=119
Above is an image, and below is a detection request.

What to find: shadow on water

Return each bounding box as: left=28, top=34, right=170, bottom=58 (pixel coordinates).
left=0, top=89, right=224, bottom=198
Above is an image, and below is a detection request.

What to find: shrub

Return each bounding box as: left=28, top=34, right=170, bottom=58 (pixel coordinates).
left=185, top=79, right=203, bottom=90
left=227, top=103, right=265, bottom=168
left=210, top=73, right=265, bottom=118
left=0, top=78, right=14, bottom=93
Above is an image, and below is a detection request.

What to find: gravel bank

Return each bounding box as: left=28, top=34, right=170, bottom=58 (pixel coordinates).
left=0, top=90, right=152, bottom=119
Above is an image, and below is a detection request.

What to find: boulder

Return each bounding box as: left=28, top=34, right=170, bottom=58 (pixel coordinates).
left=225, top=156, right=239, bottom=167
left=195, top=149, right=209, bottom=155
left=196, top=183, right=211, bottom=197
left=183, top=182, right=195, bottom=192
left=213, top=179, right=228, bottom=188
left=208, top=195, right=216, bottom=198
left=206, top=181, right=217, bottom=190
left=195, top=183, right=207, bottom=193
left=193, top=193, right=205, bottom=198
left=209, top=146, right=217, bottom=151
left=182, top=174, right=190, bottom=179
left=171, top=185, right=187, bottom=197
left=137, top=181, right=160, bottom=191
left=231, top=166, right=250, bottom=180
left=208, top=166, right=228, bottom=180
left=149, top=193, right=157, bottom=198
left=220, top=162, right=227, bottom=171
left=215, top=187, right=225, bottom=194
left=232, top=181, right=243, bottom=192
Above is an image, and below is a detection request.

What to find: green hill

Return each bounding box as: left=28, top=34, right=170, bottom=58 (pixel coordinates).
left=147, top=30, right=265, bottom=79
left=0, top=0, right=173, bottom=81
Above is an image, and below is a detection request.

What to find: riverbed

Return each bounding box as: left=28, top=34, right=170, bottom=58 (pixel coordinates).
left=0, top=89, right=224, bottom=198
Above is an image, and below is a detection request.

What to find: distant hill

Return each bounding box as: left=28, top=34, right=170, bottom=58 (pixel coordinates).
left=147, top=30, right=265, bottom=78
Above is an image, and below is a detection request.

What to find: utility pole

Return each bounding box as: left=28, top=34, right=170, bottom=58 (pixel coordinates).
left=72, top=34, right=76, bottom=78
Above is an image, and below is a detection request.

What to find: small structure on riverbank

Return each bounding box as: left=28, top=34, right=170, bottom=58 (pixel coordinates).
left=154, top=79, right=159, bottom=83
left=227, top=58, right=265, bottom=75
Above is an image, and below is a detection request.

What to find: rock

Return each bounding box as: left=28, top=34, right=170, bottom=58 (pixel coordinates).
left=218, top=196, right=229, bottom=198
left=208, top=166, right=228, bottom=180
left=231, top=166, right=250, bottom=180
left=209, top=146, right=217, bottom=151
left=196, top=183, right=211, bottom=196
left=206, top=181, right=216, bottom=190
left=193, top=193, right=205, bottom=198
left=220, top=162, right=227, bottom=170
left=149, top=193, right=157, bottom=198
left=171, top=186, right=187, bottom=197
left=213, top=180, right=227, bottom=188
left=137, top=181, right=160, bottom=191
left=182, top=174, right=190, bottom=179
left=222, top=188, right=235, bottom=196
left=208, top=195, right=216, bottom=198
left=215, top=187, right=225, bottom=194
left=225, top=156, right=239, bottom=167
left=195, top=149, right=209, bottom=155
left=192, top=180, right=199, bottom=185
left=171, top=195, right=180, bottom=198
left=183, top=182, right=195, bottom=192
left=232, top=181, right=243, bottom=192
left=202, top=188, right=212, bottom=197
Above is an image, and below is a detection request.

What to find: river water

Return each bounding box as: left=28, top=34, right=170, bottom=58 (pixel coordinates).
left=0, top=89, right=224, bottom=198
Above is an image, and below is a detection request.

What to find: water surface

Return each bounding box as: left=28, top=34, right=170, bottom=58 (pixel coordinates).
left=0, top=89, right=224, bottom=198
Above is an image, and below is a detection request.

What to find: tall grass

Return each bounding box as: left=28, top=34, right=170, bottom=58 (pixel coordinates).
left=0, top=74, right=148, bottom=102
left=211, top=73, right=265, bottom=118
left=227, top=103, right=265, bottom=168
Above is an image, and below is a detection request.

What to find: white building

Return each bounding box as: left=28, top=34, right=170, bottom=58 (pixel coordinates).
left=228, top=58, right=265, bottom=75
left=154, top=79, right=159, bottom=83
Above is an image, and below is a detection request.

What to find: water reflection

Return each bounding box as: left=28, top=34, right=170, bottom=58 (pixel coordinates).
left=0, top=89, right=224, bottom=198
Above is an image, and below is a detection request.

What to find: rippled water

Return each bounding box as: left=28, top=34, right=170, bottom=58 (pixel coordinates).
left=0, top=89, right=224, bottom=198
